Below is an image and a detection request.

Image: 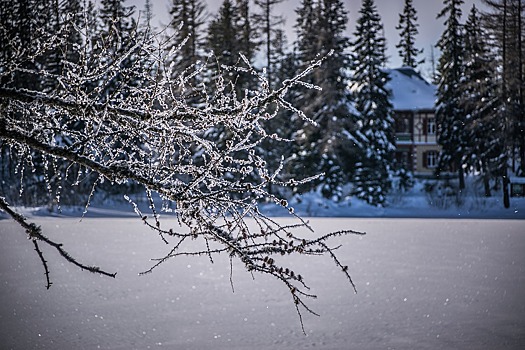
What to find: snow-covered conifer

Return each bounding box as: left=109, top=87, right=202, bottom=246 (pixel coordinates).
left=97, top=0, right=137, bottom=101
left=436, top=0, right=467, bottom=190
left=481, top=0, right=525, bottom=206
left=166, top=0, right=206, bottom=93
left=291, top=0, right=356, bottom=200
left=350, top=0, right=395, bottom=206
left=254, top=0, right=285, bottom=90
left=205, top=0, right=259, bottom=97
left=395, top=0, right=424, bottom=68
left=459, top=5, right=505, bottom=197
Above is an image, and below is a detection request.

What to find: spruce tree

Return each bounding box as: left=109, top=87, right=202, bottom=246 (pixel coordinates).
left=350, top=0, right=395, bottom=206
left=205, top=0, right=258, bottom=97
left=254, top=0, right=284, bottom=89
left=459, top=5, right=505, bottom=196
left=395, top=0, right=424, bottom=68
left=258, top=28, right=294, bottom=196
left=481, top=0, right=525, bottom=206
left=35, top=0, right=63, bottom=92
left=294, top=0, right=318, bottom=71
left=0, top=0, right=92, bottom=206
left=436, top=0, right=467, bottom=190
left=207, top=0, right=237, bottom=67
left=166, top=0, right=206, bottom=89
left=60, top=0, right=84, bottom=66
left=98, top=0, right=137, bottom=101
left=235, top=0, right=259, bottom=63
left=205, top=0, right=240, bottom=97
left=0, top=0, right=40, bottom=203
left=290, top=0, right=355, bottom=200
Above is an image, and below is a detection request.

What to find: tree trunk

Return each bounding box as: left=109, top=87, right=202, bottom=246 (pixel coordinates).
left=518, top=0, right=524, bottom=176
left=503, top=172, right=510, bottom=208
left=483, top=166, right=492, bottom=197
left=457, top=159, right=465, bottom=190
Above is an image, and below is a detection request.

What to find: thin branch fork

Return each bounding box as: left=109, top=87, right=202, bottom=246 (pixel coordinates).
left=0, top=197, right=116, bottom=289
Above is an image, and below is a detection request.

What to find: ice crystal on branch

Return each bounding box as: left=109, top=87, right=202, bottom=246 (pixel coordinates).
left=0, top=6, right=363, bottom=331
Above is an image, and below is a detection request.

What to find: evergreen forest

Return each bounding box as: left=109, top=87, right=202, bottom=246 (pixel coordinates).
left=1, top=0, right=524, bottom=209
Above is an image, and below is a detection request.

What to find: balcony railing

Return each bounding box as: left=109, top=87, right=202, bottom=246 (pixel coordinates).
left=395, top=133, right=411, bottom=142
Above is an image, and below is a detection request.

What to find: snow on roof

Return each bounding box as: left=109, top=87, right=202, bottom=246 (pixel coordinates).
left=386, top=67, right=437, bottom=111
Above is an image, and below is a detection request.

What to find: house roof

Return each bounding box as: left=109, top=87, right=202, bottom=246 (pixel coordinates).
left=386, top=67, right=437, bottom=111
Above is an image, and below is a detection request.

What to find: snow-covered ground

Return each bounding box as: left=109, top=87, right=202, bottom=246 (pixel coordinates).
left=5, top=176, right=525, bottom=220
left=1, top=217, right=524, bottom=349
left=259, top=179, right=525, bottom=219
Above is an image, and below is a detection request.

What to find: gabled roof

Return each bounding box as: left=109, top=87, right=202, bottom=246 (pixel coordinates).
left=386, top=67, right=437, bottom=111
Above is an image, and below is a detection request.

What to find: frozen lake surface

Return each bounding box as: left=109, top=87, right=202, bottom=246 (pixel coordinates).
left=1, top=217, right=524, bottom=349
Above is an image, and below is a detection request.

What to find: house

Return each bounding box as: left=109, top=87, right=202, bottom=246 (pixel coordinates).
left=386, top=67, right=440, bottom=177
left=510, top=176, right=525, bottom=197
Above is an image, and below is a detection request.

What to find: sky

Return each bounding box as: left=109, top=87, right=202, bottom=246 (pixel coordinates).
left=127, top=0, right=488, bottom=78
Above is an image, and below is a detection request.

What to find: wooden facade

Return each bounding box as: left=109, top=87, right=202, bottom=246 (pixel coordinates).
left=387, top=67, right=440, bottom=177
left=393, top=109, right=441, bottom=177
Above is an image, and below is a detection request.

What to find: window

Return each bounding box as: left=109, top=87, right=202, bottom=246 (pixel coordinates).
left=395, top=117, right=410, bottom=133
left=427, top=117, right=436, bottom=135
left=425, top=151, right=438, bottom=168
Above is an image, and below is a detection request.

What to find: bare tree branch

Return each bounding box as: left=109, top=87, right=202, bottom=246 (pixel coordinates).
left=0, top=197, right=117, bottom=287
left=0, top=11, right=364, bottom=331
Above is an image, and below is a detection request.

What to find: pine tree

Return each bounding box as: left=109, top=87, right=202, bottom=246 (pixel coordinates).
left=350, top=0, right=395, bottom=206
left=254, top=0, right=284, bottom=89
left=207, top=0, right=237, bottom=67
left=395, top=0, right=424, bottom=68
left=97, top=0, right=137, bottom=101
left=285, top=0, right=317, bottom=191
left=60, top=0, right=84, bottom=66
left=1, top=0, right=47, bottom=90
left=481, top=0, right=525, bottom=206
left=258, top=29, right=293, bottom=196
left=236, top=0, right=259, bottom=62
left=205, top=0, right=259, bottom=97
left=290, top=0, right=355, bottom=200
left=166, top=0, right=206, bottom=89
left=205, top=0, right=240, bottom=98
left=459, top=5, right=505, bottom=197
left=294, top=0, right=319, bottom=71
left=35, top=0, right=63, bottom=92
left=135, top=0, right=159, bottom=89
left=234, top=0, right=260, bottom=93
left=0, top=0, right=63, bottom=205
left=435, top=0, right=467, bottom=190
